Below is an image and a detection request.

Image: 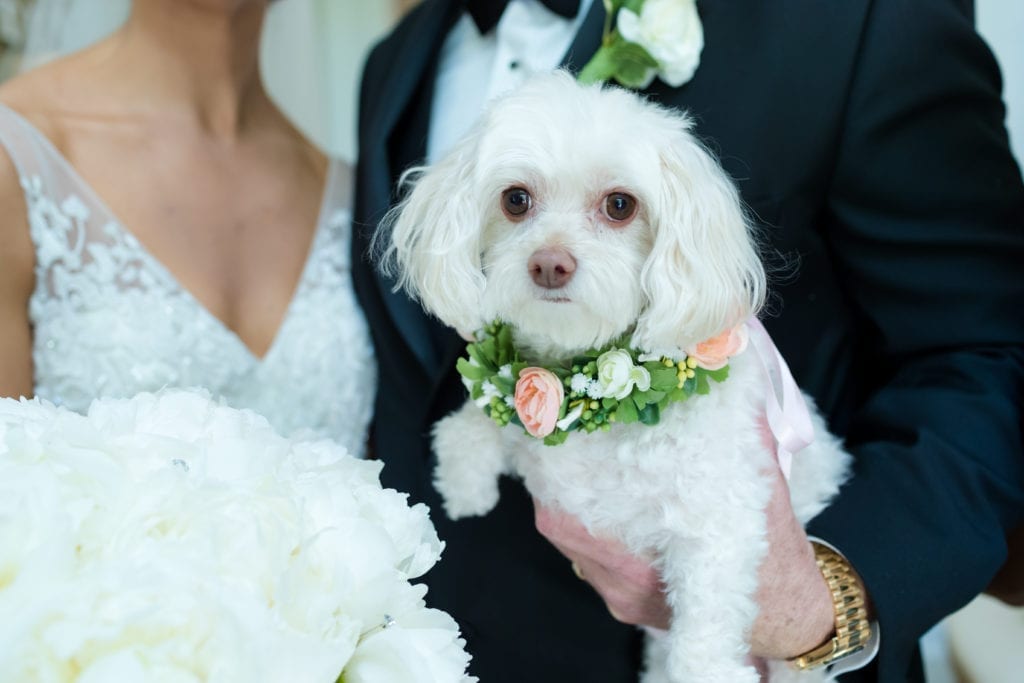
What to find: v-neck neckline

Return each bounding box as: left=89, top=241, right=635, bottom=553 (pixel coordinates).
left=2, top=102, right=334, bottom=364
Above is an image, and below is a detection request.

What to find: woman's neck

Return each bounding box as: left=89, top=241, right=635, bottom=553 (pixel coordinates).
left=101, top=1, right=272, bottom=138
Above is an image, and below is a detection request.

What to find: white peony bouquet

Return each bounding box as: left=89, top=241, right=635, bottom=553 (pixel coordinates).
left=0, top=390, right=475, bottom=683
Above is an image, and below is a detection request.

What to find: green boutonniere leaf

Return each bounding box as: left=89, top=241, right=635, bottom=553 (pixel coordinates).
left=578, top=37, right=658, bottom=88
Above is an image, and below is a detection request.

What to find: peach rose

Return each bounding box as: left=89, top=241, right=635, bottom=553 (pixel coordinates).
left=686, top=323, right=749, bottom=370
left=514, top=367, right=565, bottom=438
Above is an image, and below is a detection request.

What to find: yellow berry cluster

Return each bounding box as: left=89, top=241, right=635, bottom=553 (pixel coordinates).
left=664, top=356, right=698, bottom=389
left=572, top=398, right=614, bottom=433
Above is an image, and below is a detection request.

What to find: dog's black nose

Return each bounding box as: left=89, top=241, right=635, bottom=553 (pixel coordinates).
left=528, top=247, right=576, bottom=289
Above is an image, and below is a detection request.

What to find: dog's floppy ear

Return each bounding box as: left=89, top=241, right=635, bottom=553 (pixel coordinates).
left=376, top=127, right=488, bottom=336
left=632, top=116, right=765, bottom=353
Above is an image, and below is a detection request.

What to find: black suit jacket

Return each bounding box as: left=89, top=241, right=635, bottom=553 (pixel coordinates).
left=352, top=1, right=1024, bottom=681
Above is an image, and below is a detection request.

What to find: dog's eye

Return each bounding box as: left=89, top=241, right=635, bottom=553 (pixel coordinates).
left=604, top=193, right=638, bottom=223
left=501, top=187, right=532, bottom=220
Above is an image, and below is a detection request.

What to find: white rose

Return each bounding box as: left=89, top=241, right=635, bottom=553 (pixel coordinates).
left=596, top=350, right=652, bottom=400
left=618, top=0, right=704, bottom=88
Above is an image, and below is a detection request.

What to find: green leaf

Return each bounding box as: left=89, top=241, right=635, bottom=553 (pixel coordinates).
left=617, top=396, right=639, bottom=424
left=557, top=399, right=570, bottom=420
left=634, top=389, right=666, bottom=406
left=638, top=402, right=661, bottom=426
left=511, top=361, right=529, bottom=378
left=572, top=355, right=596, bottom=368
left=646, top=364, right=678, bottom=391
left=491, top=375, right=514, bottom=395
left=478, top=338, right=498, bottom=367
left=696, top=373, right=711, bottom=395
left=578, top=45, right=619, bottom=85
left=605, top=37, right=658, bottom=89
left=496, top=324, right=514, bottom=365
left=466, top=343, right=497, bottom=372
left=550, top=366, right=572, bottom=380
left=621, top=0, right=645, bottom=13
left=602, top=397, right=619, bottom=411
left=456, top=357, right=490, bottom=381
left=668, top=385, right=689, bottom=403
left=544, top=430, right=570, bottom=446
left=704, top=365, right=730, bottom=383
left=470, top=383, right=484, bottom=401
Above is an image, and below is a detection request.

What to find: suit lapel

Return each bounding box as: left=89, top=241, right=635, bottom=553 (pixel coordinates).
left=359, top=0, right=463, bottom=373
left=560, top=0, right=606, bottom=72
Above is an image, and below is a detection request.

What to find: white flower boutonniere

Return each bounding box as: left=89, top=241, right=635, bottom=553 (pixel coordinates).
left=579, top=0, right=704, bottom=89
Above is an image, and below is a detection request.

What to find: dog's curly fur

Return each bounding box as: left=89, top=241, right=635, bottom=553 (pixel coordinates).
left=380, top=71, right=850, bottom=683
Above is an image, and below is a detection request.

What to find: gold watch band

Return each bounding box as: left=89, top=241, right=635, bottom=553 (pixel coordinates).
left=788, top=542, right=872, bottom=670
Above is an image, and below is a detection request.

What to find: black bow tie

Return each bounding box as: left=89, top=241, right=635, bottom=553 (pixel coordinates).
left=466, top=0, right=581, bottom=34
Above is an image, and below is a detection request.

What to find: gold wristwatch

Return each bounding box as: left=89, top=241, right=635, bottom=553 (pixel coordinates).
left=788, top=542, right=872, bottom=670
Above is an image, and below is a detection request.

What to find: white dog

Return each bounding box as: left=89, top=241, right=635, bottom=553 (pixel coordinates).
left=380, top=71, right=850, bottom=683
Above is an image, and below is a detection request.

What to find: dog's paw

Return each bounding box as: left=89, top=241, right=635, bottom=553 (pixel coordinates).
left=432, top=401, right=509, bottom=519
left=439, top=482, right=500, bottom=520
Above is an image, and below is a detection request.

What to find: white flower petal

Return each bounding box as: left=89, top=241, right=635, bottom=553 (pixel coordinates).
left=618, top=0, right=703, bottom=88
left=0, top=390, right=470, bottom=682
left=556, top=403, right=585, bottom=432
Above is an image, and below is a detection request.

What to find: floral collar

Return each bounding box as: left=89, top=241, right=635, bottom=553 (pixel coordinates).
left=457, top=321, right=747, bottom=445
left=579, top=0, right=704, bottom=89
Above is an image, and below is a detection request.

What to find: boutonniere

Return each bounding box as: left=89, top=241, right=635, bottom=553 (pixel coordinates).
left=457, top=321, right=746, bottom=446
left=579, top=0, right=704, bottom=89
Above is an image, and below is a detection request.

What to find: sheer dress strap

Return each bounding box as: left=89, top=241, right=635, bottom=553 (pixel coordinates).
left=0, top=102, right=61, bottom=182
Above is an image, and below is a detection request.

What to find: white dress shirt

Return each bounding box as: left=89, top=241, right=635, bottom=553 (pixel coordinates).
left=428, top=0, right=595, bottom=163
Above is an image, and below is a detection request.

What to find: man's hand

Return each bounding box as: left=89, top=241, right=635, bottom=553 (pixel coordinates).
left=532, top=454, right=839, bottom=659
left=533, top=501, right=672, bottom=629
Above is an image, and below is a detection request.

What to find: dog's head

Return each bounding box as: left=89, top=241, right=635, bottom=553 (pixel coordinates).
left=380, top=71, right=764, bottom=358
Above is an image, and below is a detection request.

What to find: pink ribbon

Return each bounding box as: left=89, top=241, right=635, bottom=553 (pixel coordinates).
left=746, top=317, right=815, bottom=480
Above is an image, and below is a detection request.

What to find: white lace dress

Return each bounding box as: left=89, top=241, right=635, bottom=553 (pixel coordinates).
left=0, top=103, right=376, bottom=457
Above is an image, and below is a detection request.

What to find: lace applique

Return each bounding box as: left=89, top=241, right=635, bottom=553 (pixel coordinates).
left=17, top=158, right=375, bottom=459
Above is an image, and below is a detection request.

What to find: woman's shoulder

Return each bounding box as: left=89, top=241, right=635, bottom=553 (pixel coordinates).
left=0, top=58, right=78, bottom=146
